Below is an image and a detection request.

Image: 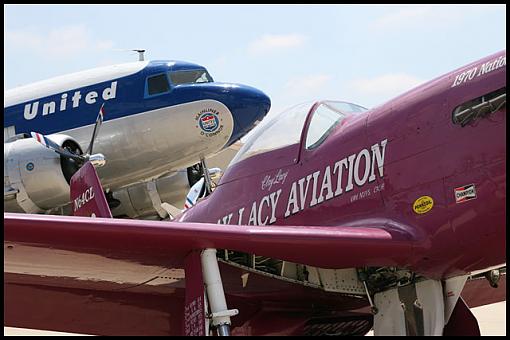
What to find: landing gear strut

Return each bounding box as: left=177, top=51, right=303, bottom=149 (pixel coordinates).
left=200, top=157, right=213, bottom=196
left=373, top=279, right=445, bottom=335
left=201, top=249, right=238, bottom=335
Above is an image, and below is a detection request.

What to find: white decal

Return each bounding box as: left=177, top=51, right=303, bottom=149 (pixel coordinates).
left=308, top=171, right=321, bottom=207
left=451, top=55, right=506, bottom=88
left=333, top=158, right=348, bottom=196
left=345, top=154, right=356, bottom=192
left=85, top=91, right=98, bottom=104
left=350, top=183, right=385, bottom=203
left=242, top=189, right=283, bottom=226
left=219, top=139, right=388, bottom=225
left=370, top=139, right=387, bottom=181
left=285, top=181, right=299, bottom=218
left=258, top=195, right=271, bottom=225
left=237, top=207, right=245, bottom=225
left=42, top=102, right=56, bottom=116
left=298, top=175, right=313, bottom=211
left=217, top=213, right=233, bottom=225
left=268, top=189, right=282, bottom=224
left=23, top=81, right=117, bottom=121
left=261, top=169, right=289, bottom=191
left=248, top=201, right=257, bottom=225
left=317, top=165, right=334, bottom=204
left=354, top=149, right=371, bottom=186
left=73, top=186, right=95, bottom=212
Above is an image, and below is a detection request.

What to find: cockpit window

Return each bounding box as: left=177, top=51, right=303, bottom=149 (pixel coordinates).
left=169, top=69, right=213, bottom=85
left=230, top=101, right=314, bottom=166
left=305, top=101, right=367, bottom=149
left=229, top=100, right=367, bottom=166
left=147, top=73, right=170, bottom=95
left=324, top=101, right=367, bottom=114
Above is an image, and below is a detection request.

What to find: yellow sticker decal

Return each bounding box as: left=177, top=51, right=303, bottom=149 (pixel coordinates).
left=413, top=196, right=434, bottom=214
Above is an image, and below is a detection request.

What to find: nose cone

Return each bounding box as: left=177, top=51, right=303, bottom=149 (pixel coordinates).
left=170, top=82, right=270, bottom=147
left=219, top=83, right=271, bottom=146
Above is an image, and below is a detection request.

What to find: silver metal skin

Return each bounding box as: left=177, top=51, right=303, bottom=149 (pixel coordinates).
left=65, top=99, right=234, bottom=190
left=4, top=99, right=234, bottom=214
left=216, top=325, right=231, bottom=336
left=110, top=170, right=190, bottom=218
left=88, top=153, right=106, bottom=168
left=4, top=138, right=70, bottom=212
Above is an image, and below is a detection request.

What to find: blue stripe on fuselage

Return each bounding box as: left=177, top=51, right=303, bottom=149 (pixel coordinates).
left=3, top=61, right=211, bottom=136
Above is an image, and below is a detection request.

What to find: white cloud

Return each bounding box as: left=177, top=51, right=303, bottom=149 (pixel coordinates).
left=209, top=55, right=229, bottom=72
left=284, top=74, right=332, bottom=97
left=256, top=74, right=333, bottom=122
left=350, top=73, right=425, bottom=99
left=372, top=7, right=431, bottom=29
left=371, top=6, right=468, bottom=30
left=248, top=34, right=307, bottom=55
left=5, top=25, right=114, bottom=60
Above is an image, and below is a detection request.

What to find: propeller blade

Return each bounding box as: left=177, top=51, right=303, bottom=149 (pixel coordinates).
left=85, top=103, right=105, bottom=156
left=31, top=132, right=85, bottom=163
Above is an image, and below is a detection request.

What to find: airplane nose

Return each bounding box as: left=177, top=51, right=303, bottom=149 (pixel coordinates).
left=221, top=84, right=271, bottom=146
left=169, top=82, right=270, bottom=146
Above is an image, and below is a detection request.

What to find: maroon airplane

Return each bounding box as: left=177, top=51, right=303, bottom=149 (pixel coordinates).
left=4, top=50, right=506, bottom=336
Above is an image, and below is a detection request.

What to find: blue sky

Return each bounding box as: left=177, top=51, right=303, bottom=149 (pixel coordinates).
left=4, top=4, right=506, bottom=116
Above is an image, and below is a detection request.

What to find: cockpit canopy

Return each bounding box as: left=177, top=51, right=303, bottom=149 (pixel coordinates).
left=230, top=100, right=367, bottom=166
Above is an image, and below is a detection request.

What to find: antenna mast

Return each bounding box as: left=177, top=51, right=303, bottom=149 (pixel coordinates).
left=133, top=49, right=146, bottom=61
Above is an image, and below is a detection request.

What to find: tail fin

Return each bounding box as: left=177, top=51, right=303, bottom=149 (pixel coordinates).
left=70, top=161, right=112, bottom=218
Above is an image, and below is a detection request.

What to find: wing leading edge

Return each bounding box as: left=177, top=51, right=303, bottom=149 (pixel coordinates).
left=4, top=212, right=422, bottom=272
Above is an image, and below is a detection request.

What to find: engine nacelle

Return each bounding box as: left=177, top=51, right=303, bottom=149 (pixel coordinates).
left=4, top=134, right=83, bottom=213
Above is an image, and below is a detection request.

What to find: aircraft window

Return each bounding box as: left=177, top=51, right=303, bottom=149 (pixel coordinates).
left=169, top=69, right=213, bottom=85
left=306, top=101, right=367, bottom=150
left=230, top=101, right=315, bottom=166
left=147, top=74, right=170, bottom=95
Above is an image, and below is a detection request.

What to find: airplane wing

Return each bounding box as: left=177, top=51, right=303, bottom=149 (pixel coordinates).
left=4, top=161, right=423, bottom=336
left=4, top=213, right=423, bottom=335
left=4, top=213, right=421, bottom=270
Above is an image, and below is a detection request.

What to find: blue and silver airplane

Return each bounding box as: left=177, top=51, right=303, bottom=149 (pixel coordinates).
left=4, top=59, right=271, bottom=217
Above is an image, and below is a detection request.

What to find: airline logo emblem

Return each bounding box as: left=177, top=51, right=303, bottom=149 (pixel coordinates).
left=454, top=184, right=477, bottom=203
left=195, top=108, right=224, bottom=137
left=199, top=112, right=219, bottom=132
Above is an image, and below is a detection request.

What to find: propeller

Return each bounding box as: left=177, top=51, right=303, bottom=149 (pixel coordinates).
left=30, top=132, right=85, bottom=163
left=84, top=103, right=105, bottom=156
left=31, top=103, right=106, bottom=168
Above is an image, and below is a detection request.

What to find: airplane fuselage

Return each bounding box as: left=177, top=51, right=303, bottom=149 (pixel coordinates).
left=4, top=60, right=270, bottom=210
left=181, top=50, right=507, bottom=281
left=3, top=51, right=506, bottom=336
